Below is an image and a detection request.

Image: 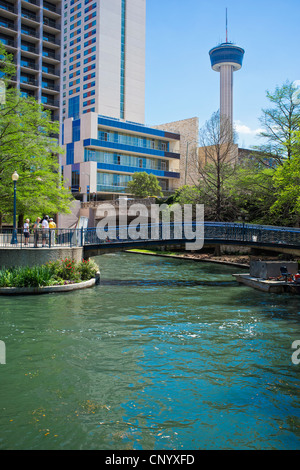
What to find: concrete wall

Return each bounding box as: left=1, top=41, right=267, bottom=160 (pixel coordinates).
left=0, top=247, right=84, bottom=268
left=153, top=117, right=199, bottom=187
left=250, top=260, right=298, bottom=279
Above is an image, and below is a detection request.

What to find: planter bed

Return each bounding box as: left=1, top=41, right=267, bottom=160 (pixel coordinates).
left=0, top=272, right=100, bottom=295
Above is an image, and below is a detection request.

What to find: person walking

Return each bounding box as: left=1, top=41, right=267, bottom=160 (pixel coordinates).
left=41, top=215, right=49, bottom=247
left=49, top=217, right=56, bottom=246
left=23, top=218, right=30, bottom=246
left=33, top=217, right=41, bottom=247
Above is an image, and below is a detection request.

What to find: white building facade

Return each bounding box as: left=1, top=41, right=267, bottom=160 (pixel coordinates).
left=61, top=0, right=181, bottom=201
left=61, top=0, right=145, bottom=123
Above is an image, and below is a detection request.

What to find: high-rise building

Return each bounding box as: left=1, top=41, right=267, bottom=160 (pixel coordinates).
left=61, top=0, right=181, bottom=201
left=0, top=0, right=61, bottom=122
left=62, top=0, right=145, bottom=124
left=0, top=0, right=181, bottom=203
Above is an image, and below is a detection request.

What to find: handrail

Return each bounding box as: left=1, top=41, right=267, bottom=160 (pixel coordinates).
left=0, top=222, right=299, bottom=249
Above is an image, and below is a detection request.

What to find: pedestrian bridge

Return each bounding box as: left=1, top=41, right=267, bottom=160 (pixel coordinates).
left=82, top=221, right=300, bottom=256
left=1, top=222, right=300, bottom=257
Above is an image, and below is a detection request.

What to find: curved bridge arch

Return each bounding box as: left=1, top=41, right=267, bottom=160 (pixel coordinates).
left=82, top=222, right=300, bottom=256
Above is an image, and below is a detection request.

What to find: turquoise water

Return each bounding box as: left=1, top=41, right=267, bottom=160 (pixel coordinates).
left=0, top=253, right=299, bottom=450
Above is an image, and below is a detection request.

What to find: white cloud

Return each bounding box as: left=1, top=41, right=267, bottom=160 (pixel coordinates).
left=234, top=121, right=263, bottom=136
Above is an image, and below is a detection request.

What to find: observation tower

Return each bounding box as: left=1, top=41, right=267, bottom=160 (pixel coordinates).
left=209, top=13, right=244, bottom=126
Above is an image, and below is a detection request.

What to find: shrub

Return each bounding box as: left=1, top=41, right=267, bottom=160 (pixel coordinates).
left=0, top=258, right=99, bottom=288
left=0, top=265, right=53, bottom=287
left=77, top=258, right=98, bottom=281
left=51, top=258, right=80, bottom=282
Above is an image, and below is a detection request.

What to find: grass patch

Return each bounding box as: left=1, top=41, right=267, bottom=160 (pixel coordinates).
left=127, top=249, right=183, bottom=256
left=0, top=258, right=99, bottom=288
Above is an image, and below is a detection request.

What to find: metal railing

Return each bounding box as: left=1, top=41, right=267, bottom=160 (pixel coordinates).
left=0, top=228, right=84, bottom=249
left=0, top=222, right=300, bottom=249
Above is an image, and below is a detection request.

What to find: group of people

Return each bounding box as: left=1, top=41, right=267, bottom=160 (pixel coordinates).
left=23, top=215, right=57, bottom=247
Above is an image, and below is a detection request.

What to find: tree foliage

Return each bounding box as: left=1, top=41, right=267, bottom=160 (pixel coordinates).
left=0, top=43, right=73, bottom=225
left=253, top=80, right=300, bottom=166
left=127, top=172, right=163, bottom=198
left=175, top=82, right=300, bottom=227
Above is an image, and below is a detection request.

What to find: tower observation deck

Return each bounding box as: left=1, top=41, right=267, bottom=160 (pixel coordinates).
left=209, top=42, right=245, bottom=126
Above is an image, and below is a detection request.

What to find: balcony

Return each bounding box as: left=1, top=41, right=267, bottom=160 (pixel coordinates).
left=0, top=35, right=15, bottom=47
left=21, top=8, right=37, bottom=22
left=21, top=58, right=38, bottom=71
left=41, top=81, right=59, bottom=92
left=22, top=0, right=39, bottom=6
left=43, top=16, right=60, bottom=31
left=20, top=75, right=38, bottom=87
left=0, top=17, right=16, bottom=32
left=42, top=48, right=60, bottom=61
left=41, top=96, right=59, bottom=108
left=0, top=1, right=17, bottom=15
left=42, top=62, right=55, bottom=72
left=21, top=41, right=38, bottom=54
left=43, top=1, right=61, bottom=16
left=42, top=34, right=60, bottom=46
left=21, top=25, right=38, bottom=38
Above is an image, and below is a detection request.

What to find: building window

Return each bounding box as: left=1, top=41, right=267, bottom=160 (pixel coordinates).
left=72, top=170, right=80, bottom=187
left=68, top=95, right=80, bottom=119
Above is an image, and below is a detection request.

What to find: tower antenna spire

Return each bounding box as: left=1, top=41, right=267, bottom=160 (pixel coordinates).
left=226, top=8, right=228, bottom=43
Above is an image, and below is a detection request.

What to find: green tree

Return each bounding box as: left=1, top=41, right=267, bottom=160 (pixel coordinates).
left=127, top=172, right=163, bottom=198
left=253, top=81, right=300, bottom=166
left=0, top=43, right=72, bottom=226
left=228, top=160, right=276, bottom=225
left=197, top=111, right=239, bottom=221
left=173, top=185, right=201, bottom=205
left=269, top=131, right=300, bottom=225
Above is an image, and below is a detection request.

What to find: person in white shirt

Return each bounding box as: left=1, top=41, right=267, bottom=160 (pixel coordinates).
left=41, top=215, right=49, bottom=247
left=23, top=218, right=30, bottom=246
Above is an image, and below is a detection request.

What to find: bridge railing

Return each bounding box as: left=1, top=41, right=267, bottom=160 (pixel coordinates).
left=83, top=222, right=300, bottom=248
left=0, top=228, right=84, bottom=248
left=0, top=222, right=300, bottom=249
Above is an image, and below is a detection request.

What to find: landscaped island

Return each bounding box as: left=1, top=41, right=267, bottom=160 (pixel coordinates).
left=0, top=258, right=99, bottom=289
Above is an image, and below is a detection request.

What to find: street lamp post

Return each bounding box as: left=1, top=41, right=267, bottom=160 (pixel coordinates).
left=10, top=171, right=19, bottom=245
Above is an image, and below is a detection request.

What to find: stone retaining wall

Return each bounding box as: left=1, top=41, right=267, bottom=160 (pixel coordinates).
left=0, top=247, right=84, bottom=268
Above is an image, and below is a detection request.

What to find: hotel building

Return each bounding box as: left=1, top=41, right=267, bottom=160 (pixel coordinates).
left=0, top=0, right=181, bottom=202
left=0, top=0, right=61, bottom=121
left=61, top=0, right=181, bottom=201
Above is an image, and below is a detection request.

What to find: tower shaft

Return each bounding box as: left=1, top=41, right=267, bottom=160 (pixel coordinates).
left=220, top=64, right=233, bottom=125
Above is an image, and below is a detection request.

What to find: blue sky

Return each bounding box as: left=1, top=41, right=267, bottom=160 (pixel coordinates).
left=144, top=0, right=300, bottom=148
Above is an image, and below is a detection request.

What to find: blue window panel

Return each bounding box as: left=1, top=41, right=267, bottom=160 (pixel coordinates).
left=66, top=143, right=74, bottom=165
left=97, top=117, right=180, bottom=141
left=209, top=45, right=244, bottom=69
left=72, top=119, right=81, bottom=142
left=68, top=95, right=80, bottom=119
left=96, top=162, right=180, bottom=179
left=85, top=139, right=180, bottom=160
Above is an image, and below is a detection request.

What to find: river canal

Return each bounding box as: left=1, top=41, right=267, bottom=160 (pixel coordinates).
left=0, top=252, right=299, bottom=450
